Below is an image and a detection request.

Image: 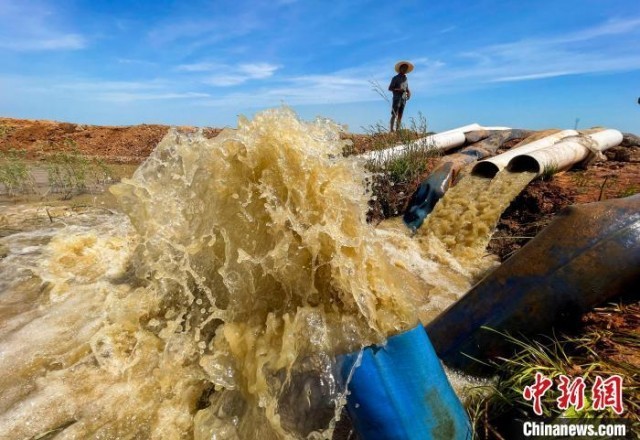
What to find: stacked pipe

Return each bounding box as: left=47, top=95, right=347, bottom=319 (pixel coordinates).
left=404, top=128, right=625, bottom=230
left=471, top=129, right=578, bottom=178
left=507, top=129, right=623, bottom=176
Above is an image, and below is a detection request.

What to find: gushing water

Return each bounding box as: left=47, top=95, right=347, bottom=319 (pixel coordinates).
left=419, top=170, right=536, bottom=277
left=0, top=109, right=532, bottom=439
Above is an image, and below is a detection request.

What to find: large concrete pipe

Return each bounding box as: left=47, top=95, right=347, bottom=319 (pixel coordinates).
left=425, top=195, right=640, bottom=376
left=471, top=130, right=578, bottom=178
left=507, top=129, right=623, bottom=177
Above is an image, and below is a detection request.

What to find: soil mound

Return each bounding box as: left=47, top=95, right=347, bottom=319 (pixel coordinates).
left=0, top=117, right=222, bottom=163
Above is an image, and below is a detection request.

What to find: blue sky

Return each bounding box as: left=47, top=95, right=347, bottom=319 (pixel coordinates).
left=1, top=0, right=639, bottom=133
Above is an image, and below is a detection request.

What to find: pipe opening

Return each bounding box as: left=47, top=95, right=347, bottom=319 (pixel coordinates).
left=471, top=162, right=500, bottom=178
left=507, top=155, right=541, bottom=174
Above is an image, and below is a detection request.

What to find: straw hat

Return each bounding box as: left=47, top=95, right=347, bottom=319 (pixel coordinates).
left=394, top=60, right=414, bottom=73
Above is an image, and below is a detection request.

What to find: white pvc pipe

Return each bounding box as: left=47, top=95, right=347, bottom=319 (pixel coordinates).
left=436, top=123, right=482, bottom=135
left=406, top=131, right=467, bottom=151
left=437, top=123, right=511, bottom=135
left=479, top=126, right=513, bottom=131
left=358, top=123, right=512, bottom=162
left=472, top=130, right=578, bottom=177
left=358, top=130, right=466, bottom=162
left=507, top=129, right=623, bottom=177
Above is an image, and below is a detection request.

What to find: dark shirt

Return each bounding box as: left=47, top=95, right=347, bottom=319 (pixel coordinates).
left=389, top=73, right=409, bottom=99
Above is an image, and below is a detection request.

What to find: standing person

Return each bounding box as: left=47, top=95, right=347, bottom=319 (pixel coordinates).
left=388, top=61, right=414, bottom=132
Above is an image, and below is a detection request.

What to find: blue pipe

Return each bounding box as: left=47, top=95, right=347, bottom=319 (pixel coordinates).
left=426, top=195, right=640, bottom=375
left=339, top=325, right=472, bottom=440
left=403, top=163, right=453, bottom=231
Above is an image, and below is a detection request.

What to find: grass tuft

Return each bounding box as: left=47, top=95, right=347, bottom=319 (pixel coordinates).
left=0, top=148, right=35, bottom=196
left=359, top=112, right=440, bottom=220
left=1, top=140, right=115, bottom=199
left=466, top=302, right=640, bottom=438
left=0, top=122, right=14, bottom=139
left=617, top=184, right=639, bottom=198
left=541, top=161, right=560, bottom=181
left=45, top=140, right=91, bottom=199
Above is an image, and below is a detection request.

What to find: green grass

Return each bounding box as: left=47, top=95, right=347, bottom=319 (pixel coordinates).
left=92, top=157, right=115, bottom=185
left=617, top=184, right=639, bottom=198
left=541, top=161, right=560, bottom=181
left=0, top=149, right=35, bottom=196
left=1, top=141, right=117, bottom=200
left=570, top=171, right=590, bottom=189
left=45, top=140, right=91, bottom=199
left=43, top=139, right=116, bottom=199
left=466, top=302, right=640, bottom=439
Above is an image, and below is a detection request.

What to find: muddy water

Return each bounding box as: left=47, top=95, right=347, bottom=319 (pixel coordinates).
left=0, top=109, right=529, bottom=439
left=418, top=171, right=536, bottom=277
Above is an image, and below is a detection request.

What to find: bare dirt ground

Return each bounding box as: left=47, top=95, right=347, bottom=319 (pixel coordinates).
left=0, top=117, right=221, bottom=163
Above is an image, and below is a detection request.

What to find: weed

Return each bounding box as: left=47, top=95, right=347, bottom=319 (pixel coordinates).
left=44, top=140, right=115, bottom=199
left=46, top=139, right=91, bottom=199
left=467, top=303, right=640, bottom=438
left=618, top=185, right=639, bottom=198
left=0, top=149, right=35, bottom=196
left=361, top=113, right=439, bottom=220
left=1, top=138, right=114, bottom=199
left=369, top=80, right=391, bottom=105
left=541, top=161, right=560, bottom=181
left=0, top=123, right=13, bottom=140
left=92, top=157, right=115, bottom=185
left=570, top=171, right=591, bottom=195
left=570, top=171, right=590, bottom=189
left=595, top=175, right=619, bottom=202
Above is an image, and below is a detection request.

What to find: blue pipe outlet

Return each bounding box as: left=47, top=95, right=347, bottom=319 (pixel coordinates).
left=339, top=325, right=471, bottom=440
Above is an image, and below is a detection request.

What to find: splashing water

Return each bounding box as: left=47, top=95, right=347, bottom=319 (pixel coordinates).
left=0, top=108, right=532, bottom=439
